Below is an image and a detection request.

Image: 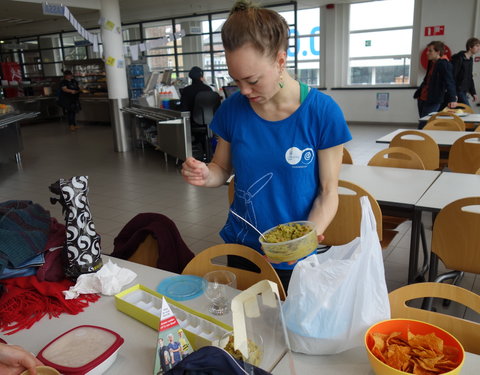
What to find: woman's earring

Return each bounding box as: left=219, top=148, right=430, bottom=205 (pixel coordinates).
left=279, top=75, right=284, bottom=89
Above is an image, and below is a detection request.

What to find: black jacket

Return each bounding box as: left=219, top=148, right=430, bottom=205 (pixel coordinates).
left=414, top=59, right=457, bottom=104
left=451, top=51, right=476, bottom=96
left=180, top=80, right=212, bottom=113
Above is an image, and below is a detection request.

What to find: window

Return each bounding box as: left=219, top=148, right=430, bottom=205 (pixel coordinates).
left=348, top=0, right=414, bottom=85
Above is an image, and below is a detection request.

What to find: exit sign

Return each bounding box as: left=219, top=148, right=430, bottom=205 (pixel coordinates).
left=424, top=25, right=444, bottom=36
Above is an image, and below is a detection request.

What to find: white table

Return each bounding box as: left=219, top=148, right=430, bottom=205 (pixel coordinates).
left=376, top=128, right=472, bottom=147
left=272, top=346, right=480, bottom=375
left=1, top=256, right=231, bottom=375
left=420, top=113, right=480, bottom=124
left=415, top=172, right=480, bottom=280
left=415, top=172, right=480, bottom=212
left=340, top=164, right=441, bottom=283
left=3, top=255, right=480, bottom=374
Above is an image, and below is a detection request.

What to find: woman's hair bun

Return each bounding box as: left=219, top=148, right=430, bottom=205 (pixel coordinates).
left=231, top=0, right=258, bottom=14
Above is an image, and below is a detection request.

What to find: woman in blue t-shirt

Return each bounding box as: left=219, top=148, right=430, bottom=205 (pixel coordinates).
left=181, top=0, right=351, bottom=291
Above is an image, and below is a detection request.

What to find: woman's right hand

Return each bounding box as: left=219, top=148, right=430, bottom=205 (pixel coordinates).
left=181, top=157, right=209, bottom=186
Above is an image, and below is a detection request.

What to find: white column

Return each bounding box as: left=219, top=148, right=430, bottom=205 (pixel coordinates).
left=100, top=0, right=130, bottom=152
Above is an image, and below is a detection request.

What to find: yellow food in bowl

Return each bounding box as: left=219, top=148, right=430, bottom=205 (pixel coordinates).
left=263, top=223, right=311, bottom=243
left=223, top=334, right=263, bottom=367
left=259, top=221, right=317, bottom=263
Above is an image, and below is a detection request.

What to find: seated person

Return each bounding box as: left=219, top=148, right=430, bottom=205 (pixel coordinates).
left=180, top=66, right=213, bottom=116
left=180, top=66, right=214, bottom=160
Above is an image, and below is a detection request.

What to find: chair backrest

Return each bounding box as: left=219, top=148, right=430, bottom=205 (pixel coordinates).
left=389, top=282, right=480, bottom=354
left=428, top=111, right=465, bottom=129
left=390, top=130, right=440, bottom=170
left=342, top=146, right=353, bottom=164
left=452, top=103, right=474, bottom=114
left=181, top=243, right=287, bottom=300
left=228, top=177, right=235, bottom=205
left=322, top=180, right=383, bottom=246
left=368, top=146, right=425, bottom=170
left=431, top=197, right=480, bottom=274
left=448, top=133, right=480, bottom=174
left=424, top=118, right=464, bottom=131
left=192, top=91, right=221, bottom=126
left=127, top=234, right=159, bottom=267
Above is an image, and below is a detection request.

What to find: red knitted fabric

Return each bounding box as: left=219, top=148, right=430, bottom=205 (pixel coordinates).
left=0, top=276, right=100, bottom=335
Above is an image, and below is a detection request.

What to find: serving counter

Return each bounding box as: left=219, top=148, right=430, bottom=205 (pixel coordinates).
left=0, top=96, right=62, bottom=122
left=0, top=111, right=39, bottom=164
left=121, top=104, right=192, bottom=162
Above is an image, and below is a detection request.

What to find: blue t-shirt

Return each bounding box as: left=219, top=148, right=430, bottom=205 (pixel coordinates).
left=210, top=87, right=352, bottom=269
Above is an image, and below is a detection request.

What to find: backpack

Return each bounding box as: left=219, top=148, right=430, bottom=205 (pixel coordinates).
left=164, top=346, right=272, bottom=375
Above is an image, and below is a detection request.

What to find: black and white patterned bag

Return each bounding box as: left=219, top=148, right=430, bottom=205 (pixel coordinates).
left=49, top=176, right=103, bottom=279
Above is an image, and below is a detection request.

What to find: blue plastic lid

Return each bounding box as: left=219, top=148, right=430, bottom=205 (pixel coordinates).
left=156, top=275, right=204, bottom=301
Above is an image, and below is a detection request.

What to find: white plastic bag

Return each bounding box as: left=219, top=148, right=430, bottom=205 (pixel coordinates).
left=283, top=196, right=390, bottom=355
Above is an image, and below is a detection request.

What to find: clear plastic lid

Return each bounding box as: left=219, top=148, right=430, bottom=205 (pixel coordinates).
left=38, top=325, right=124, bottom=373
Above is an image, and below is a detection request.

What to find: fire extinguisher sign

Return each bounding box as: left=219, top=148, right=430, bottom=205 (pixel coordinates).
left=424, top=25, right=445, bottom=36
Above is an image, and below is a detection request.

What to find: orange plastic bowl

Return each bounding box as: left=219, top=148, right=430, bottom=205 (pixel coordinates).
left=365, top=319, right=465, bottom=375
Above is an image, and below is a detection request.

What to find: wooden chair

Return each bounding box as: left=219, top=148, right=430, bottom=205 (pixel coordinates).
left=342, top=146, right=353, bottom=164
left=428, top=112, right=466, bottom=130
left=389, top=282, right=480, bottom=354
left=424, top=118, right=464, bottom=131
left=448, top=133, right=480, bottom=174
left=127, top=234, right=159, bottom=267
left=367, top=146, right=425, bottom=170
left=323, top=180, right=384, bottom=246
left=428, top=197, right=480, bottom=284
left=390, top=130, right=440, bottom=170
left=227, top=176, right=235, bottom=205
left=368, top=147, right=429, bottom=274
left=476, top=167, right=480, bottom=175
left=452, top=103, right=474, bottom=114
left=182, top=243, right=287, bottom=300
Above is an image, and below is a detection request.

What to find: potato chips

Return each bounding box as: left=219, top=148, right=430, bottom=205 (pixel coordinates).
left=370, top=331, right=460, bottom=374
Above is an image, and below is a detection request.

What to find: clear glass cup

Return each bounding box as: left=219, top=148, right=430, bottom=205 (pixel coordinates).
left=202, top=270, right=237, bottom=315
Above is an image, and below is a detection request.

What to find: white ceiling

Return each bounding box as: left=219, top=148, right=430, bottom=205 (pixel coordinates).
left=0, top=0, right=364, bottom=40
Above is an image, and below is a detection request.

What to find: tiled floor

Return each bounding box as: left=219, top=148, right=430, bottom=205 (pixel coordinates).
left=0, top=119, right=478, bottom=322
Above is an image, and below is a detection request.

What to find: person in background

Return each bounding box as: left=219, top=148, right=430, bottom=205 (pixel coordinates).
left=167, top=333, right=182, bottom=365
left=157, top=337, right=170, bottom=374
left=180, top=66, right=212, bottom=114
left=59, top=70, right=81, bottom=132
left=451, top=37, right=480, bottom=106
left=181, top=0, right=351, bottom=291
left=414, top=41, right=457, bottom=128
left=177, top=329, right=189, bottom=358
left=0, top=342, right=43, bottom=375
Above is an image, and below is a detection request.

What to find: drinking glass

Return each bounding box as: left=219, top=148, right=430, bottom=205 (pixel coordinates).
left=202, top=270, right=237, bottom=315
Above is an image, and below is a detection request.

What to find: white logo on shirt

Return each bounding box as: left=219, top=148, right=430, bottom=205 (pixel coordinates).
left=285, top=147, right=315, bottom=166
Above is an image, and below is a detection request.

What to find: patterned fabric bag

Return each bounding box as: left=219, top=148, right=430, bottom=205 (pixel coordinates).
left=49, top=176, right=102, bottom=279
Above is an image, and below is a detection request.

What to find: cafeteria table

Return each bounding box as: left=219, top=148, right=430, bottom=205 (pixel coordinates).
left=3, top=255, right=480, bottom=374
left=420, top=113, right=480, bottom=126
left=414, top=172, right=480, bottom=281
left=376, top=128, right=472, bottom=147
left=340, top=164, right=441, bottom=283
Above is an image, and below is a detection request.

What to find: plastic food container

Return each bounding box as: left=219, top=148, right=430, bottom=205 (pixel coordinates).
left=259, top=221, right=317, bottom=262
left=365, top=319, right=464, bottom=375
left=37, top=325, right=124, bottom=375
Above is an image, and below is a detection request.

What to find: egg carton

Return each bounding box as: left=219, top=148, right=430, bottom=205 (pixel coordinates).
left=115, top=284, right=232, bottom=349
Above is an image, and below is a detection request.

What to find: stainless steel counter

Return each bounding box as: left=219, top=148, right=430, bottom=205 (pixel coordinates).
left=0, top=97, right=62, bottom=122
left=121, top=104, right=192, bottom=161
left=0, top=111, right=39, bottom=164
